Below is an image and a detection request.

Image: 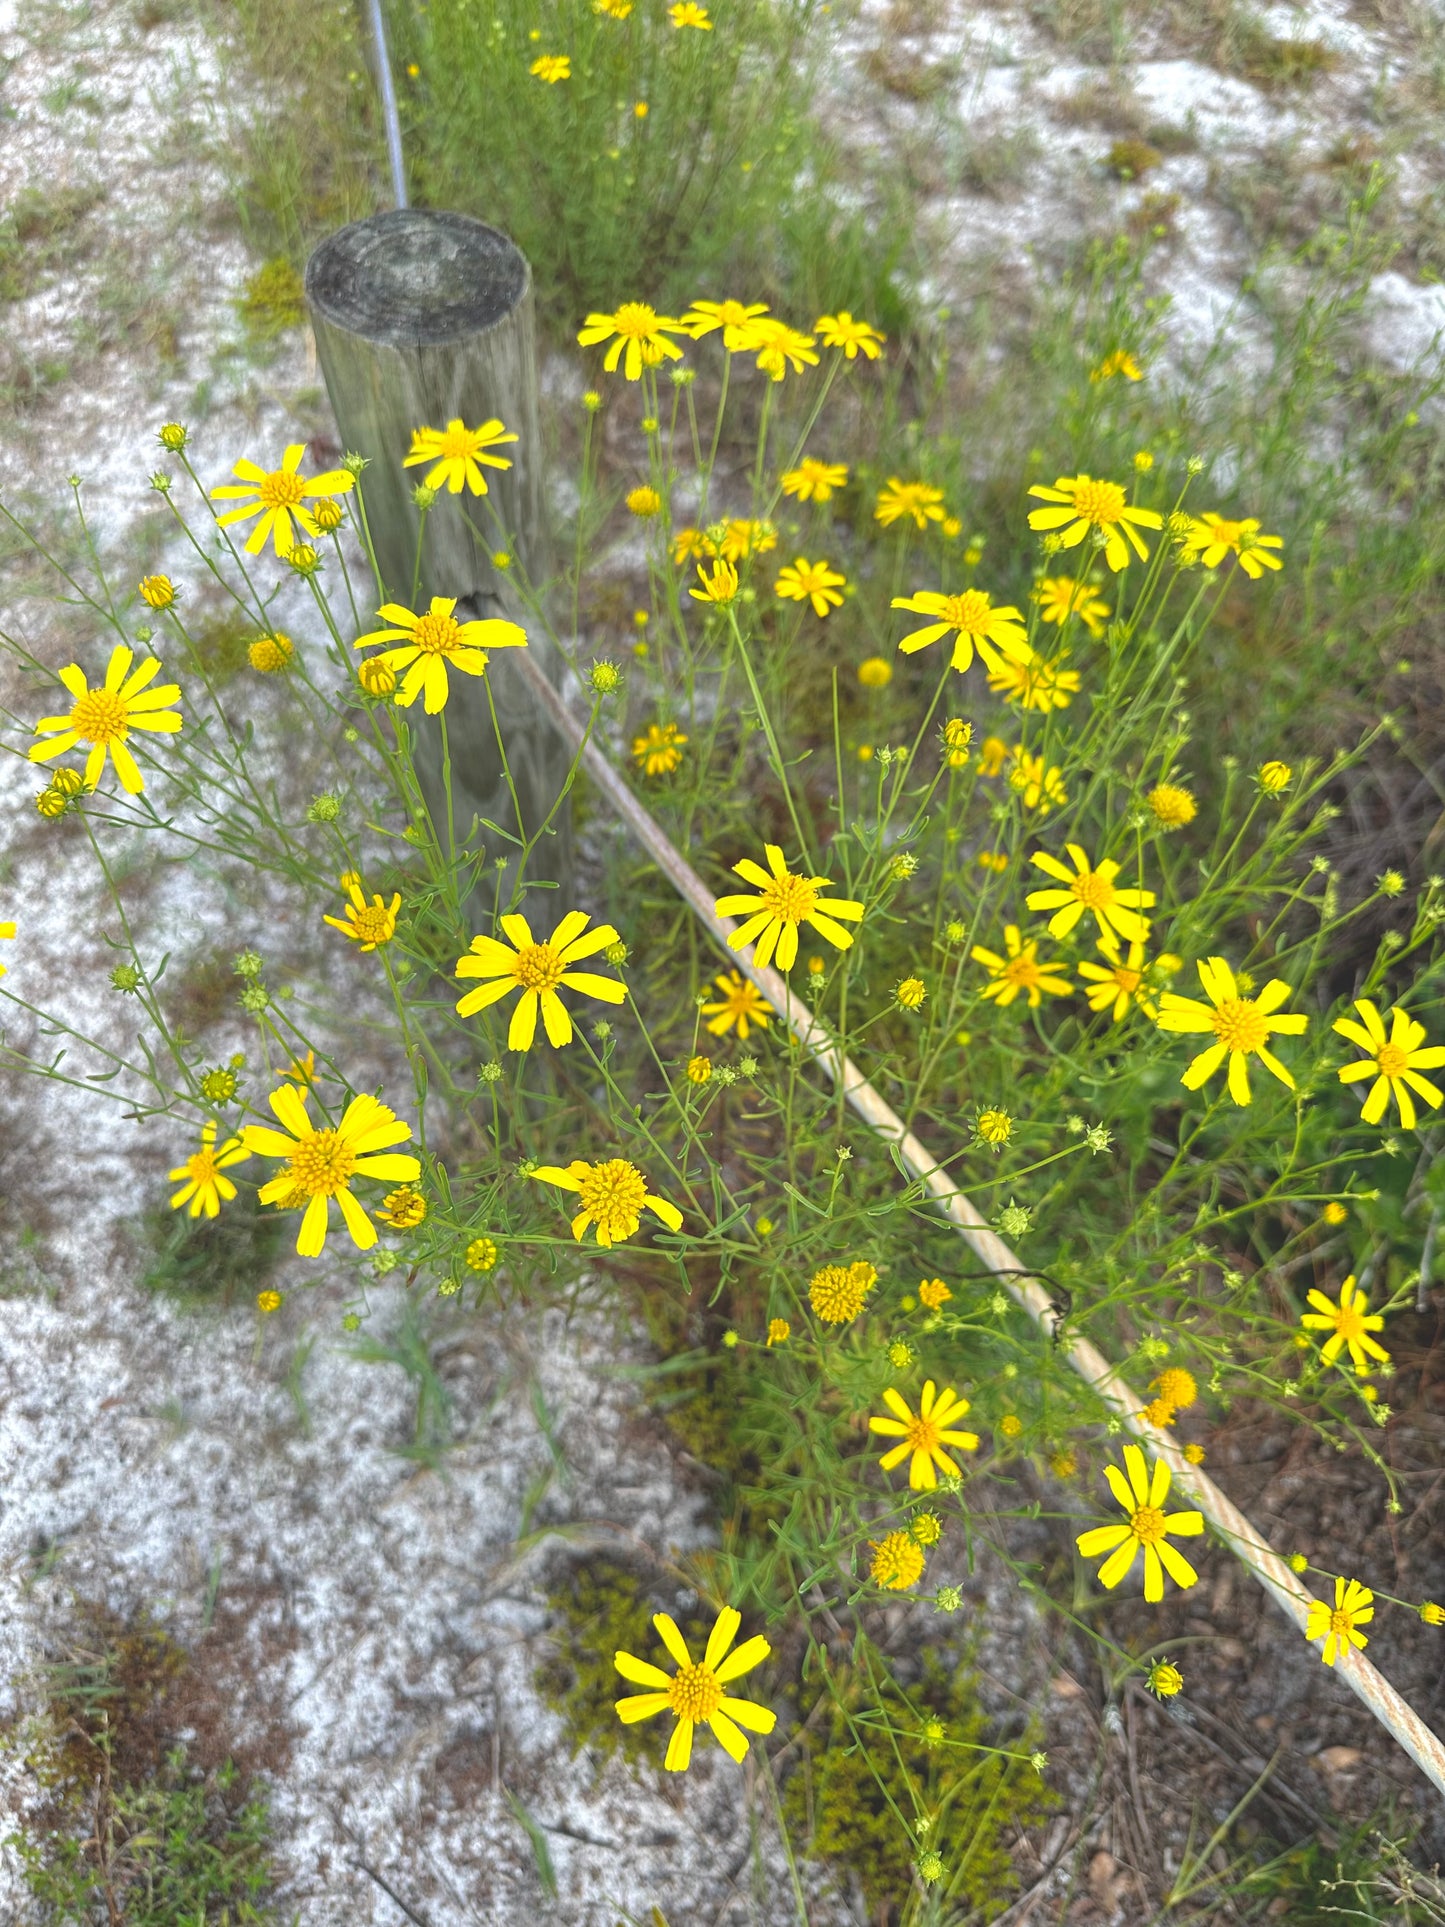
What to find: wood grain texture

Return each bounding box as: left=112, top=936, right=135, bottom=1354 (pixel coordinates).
left=305, top=210, right=571, bottom=915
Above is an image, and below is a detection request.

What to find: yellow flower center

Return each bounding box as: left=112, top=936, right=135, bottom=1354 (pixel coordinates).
left=438, top=424, right=479, bottom=458
left=1070, top=479, right=1127, bottom=524
left=1130, top=1504, right=1166, bottom=1545
left=1210, top=997, right=1267, bottom=1054
left=1003, top=955, right=1044, bottom=989
left=258, top=468, right=306, bottom=508
left=761, top=870, right=819, bottom=925
left=1329, top=1608, right=1354, bottom=1636
left=68, top=686, right=129, bottom=746
left=1070, top=870, right=1114, bottom=910
left=577, top=1158, right=648, bottom=1239
left=513, top=941, right=565, bottom=991
left=286, top=1128, right=357, bottom=1198
left=412, top=610, right=462, bottom=655
left=350, top=904, right=394, bottom=945
left=905, top=1414, right=941, bottom=1455
left=1332, top=1302, right=1366, bottom=1343
left=1208, top=518, right=1245, bottom=547
left=666, top=1660, right=723, bottom=1722
left=1376, top=1043, right=1410, bottom=1078
left=186, top=1149, right=219, bottom=1184
left=614, top=301, right=660, bottom=339
left=1113, top=966, right=1141, bottom=992
left=941, top=589, right=993, bottom=634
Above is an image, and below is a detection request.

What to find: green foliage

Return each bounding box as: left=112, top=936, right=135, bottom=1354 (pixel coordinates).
left=1224, top=20, right=1340, bottom=88
left=3, top=1616, right=278, bottom=1923
left=782, top=1651, right=1055, bottom=1919
left=1105, top=137, right=1161, bottom=180
left=238, top=256, right=306, bottom=340
left=535, top=1558, right=709, bottom=1768
left=138, top=1183, right=286, bottom=1307
left=10, top=1748, right=276, bottom=1924
left=0, top=186, right=105, bottom=303
left=203, top=0, right=382, bottom=264
left=396, top=0, right=911, bottom=326
left=345, top=1296, right=457, bottom=1465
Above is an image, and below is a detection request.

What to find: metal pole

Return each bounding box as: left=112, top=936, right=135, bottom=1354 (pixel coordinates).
left=363, top=0, right=409, bottom=210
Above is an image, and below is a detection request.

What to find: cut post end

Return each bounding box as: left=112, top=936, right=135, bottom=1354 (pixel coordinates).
left=304, top=209, right=529, bottom=348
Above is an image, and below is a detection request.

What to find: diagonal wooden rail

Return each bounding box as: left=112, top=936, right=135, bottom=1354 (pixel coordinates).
left=512, top=646, right=1445, bottom=1802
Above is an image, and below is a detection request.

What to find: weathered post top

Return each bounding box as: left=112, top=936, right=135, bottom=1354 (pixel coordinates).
left=306, top=209, right=528, bottom=349
left=304, top=209, right=569, bottom=912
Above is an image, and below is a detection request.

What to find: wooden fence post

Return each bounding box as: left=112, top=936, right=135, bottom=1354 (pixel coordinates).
left=304, top=208, right=573, bottom=917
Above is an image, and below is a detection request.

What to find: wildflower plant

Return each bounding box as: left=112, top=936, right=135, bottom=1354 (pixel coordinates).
left=1, top=266, right=1442, bottom=1913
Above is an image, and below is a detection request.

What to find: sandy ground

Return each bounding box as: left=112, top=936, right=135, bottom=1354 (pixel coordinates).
left=2, top=0, right=1445, bottom=1920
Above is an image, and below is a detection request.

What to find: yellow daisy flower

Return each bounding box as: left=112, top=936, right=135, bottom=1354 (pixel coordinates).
left=875, top=478, right=945, bottom=530
left=1076, top=1443, right=1204, bottom=1603
left=577, top=303, right=686, bottom=380
left=700, top=969, right=773, bottom=1039
left=978, top=735, right=1008, bottom=777
left=809, top=1259, right=877, bottom=1323
left=1147, top=783, right=1197, bottom=829
left=735, top=316, right=818, bottom=381
left=353, top=595, right=527, bottom=714
left=402, top=417, right=516, bottom=495
left=322, top=873, right=401, bottom=952
left=1025, top=843, right=1155, bottom=943
left=1035, top=575, right=1110, bottom=636
left=869, top=1381, right=980, bottom=1490
left=814, top=311, right=885, bottom=360
left=375, top=1186, right=427, bottom=1229
left=29, top=644, right=183, bottom=795
left=970, top=925, right=1071, bottom=1007
left=669, top=1, right=712, bottom=25
left=1306, top=1576, right=1373, bottom=1666
left=1333, top=998, right=1445, bottom=1129
left=870, top=1531, right=926, bottom=1591
left=671, top=527, right=715, bottom=563
left=632, top=720, right=688, bottom=776
left=987, top=651, right=1080, bottom=711
left=1090, top=350, right=1143, bottom=382
left=210, top=441, right=354, bottom=557
left=689, top=557, right=739, bottom=603
left=774, top=556, right=846, bottom=617
left=454, top=910, right=626, bottom=1050
left=892, top=586, right=1032, bottom=676
left=680, top=298, right=770, bottom=348
left=1157, top=957, right=1308, bottom=1106
left=241, top=1085, right=421, bottom=1258
left=530, top=1157, right=683, bottom=1246
left=719, top=519, right=777, bottom=562
left=0, top=919, right=12, bottom=974
left=1008, top=749, right=1068, bottom=814
left=714, top=842, right=864, bottom=971
left=168, top=1119, right=250, bottom=1219
left=1077, top=935, right=1170, bottom=1022
left=780, top=457, right=848, bottom=502
left=614, top=1606, right=774, bottom=1772
left=1180, top=514, right=1283, bottom=579
left=530, top=53, right=571, bottom=80
left=137, top=573, right=176, bottom=610
left=1027, top=474, right=1163, bottom=572
left=1300, top=1275, right=1390, bottom=1373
